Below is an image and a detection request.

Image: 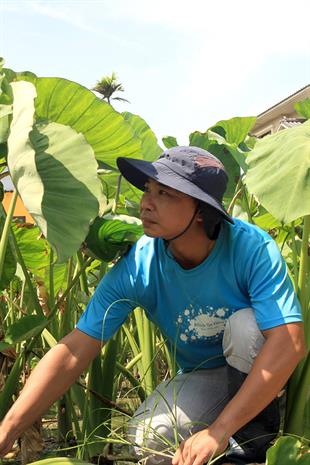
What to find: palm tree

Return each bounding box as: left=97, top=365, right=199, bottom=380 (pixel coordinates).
left=92, top=72, right=129, bottom=105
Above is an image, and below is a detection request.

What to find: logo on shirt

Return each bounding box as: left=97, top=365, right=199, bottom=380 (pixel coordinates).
left=176, top=305, right=231, bottom=343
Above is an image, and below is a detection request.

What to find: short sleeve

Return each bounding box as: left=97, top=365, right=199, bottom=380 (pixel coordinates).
left=246, top=239, right=302, bottom=330
left=76, top=257, right=138, bottom=341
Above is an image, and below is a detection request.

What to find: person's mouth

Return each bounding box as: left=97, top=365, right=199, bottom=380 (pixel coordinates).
left=140, top=216, right=157, bottom=226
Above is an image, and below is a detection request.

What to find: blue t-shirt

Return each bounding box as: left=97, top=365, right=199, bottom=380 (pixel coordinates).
left=77, top=219, right=302, bottom=371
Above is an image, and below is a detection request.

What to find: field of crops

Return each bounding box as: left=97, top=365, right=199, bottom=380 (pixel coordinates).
left=0, top=59, right=309, bottom=464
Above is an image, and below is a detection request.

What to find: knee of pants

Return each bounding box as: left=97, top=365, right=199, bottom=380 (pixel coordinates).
left=128, top=416, right=174, bottom=465
left=223, top=308, right=265, bottom=374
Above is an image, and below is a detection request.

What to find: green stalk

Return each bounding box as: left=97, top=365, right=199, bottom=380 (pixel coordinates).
left=133, top=308, right=156, bottom=395
left=298, top=215, right=310, bottom=320
left=49, top=257, right=92, bottom=321
left=285, top=215, right=310, bottom=438
left=48, top=247, right=55, bottom=309
left=77, top=251, right=90, bottom=296
left=112, top=174, right=122, bottom=214
left=10, top=226, right=44, bottom=317
left=115, top=361, right=145, bottom=402
left=241, top=185, right=254, bottom=224
left=0, top=190, right=17, bottom=282
left=142, top=314, right=156, bottom=394
left=0, top=352, right=24, bottom=419
left=290, top=222, right=299, bottom=292
left=57, top=258, right=75, bottom=442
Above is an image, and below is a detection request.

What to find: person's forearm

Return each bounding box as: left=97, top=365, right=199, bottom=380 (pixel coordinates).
left=210, top=323, right=306, bottom=438
left=1, top=329, right=101, bottom=441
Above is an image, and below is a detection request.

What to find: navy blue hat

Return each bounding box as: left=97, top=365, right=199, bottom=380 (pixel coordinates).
left=117, top=146, right=233, bottom=224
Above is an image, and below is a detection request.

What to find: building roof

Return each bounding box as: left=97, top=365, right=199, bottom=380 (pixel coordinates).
left=252, top=84, right=310, bottom=136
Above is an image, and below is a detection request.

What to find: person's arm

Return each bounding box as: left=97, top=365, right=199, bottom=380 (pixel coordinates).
left=0, top=329, right=102, bottom=457
left=172, top=322, right=306, bottom=465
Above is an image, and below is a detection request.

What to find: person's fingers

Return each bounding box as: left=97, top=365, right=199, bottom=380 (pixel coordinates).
left=172, top=441, right=185, bottom=465
left=192, top=454, right=207, bottom=465
left=183, top=442, right=196, bottom=465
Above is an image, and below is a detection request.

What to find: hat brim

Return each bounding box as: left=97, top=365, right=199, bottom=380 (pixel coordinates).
left=117, top=157, right=234, bottom=224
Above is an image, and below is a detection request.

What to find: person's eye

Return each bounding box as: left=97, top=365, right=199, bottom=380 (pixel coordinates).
left=159, top=189, right=169, bottom=196
left=143, top=184, right=150, bottom=193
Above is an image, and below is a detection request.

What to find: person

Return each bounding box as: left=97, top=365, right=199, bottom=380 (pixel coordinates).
left=0, top=147, right=305, bottom=465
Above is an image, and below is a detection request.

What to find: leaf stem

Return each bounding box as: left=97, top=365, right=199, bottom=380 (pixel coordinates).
left=298, top=215, right=310, bottom=319
left=0, top=190, right=17, bottom=282
left=112, top=174, right=122, bottom=214
left=290, top=222, right=299, bottom=292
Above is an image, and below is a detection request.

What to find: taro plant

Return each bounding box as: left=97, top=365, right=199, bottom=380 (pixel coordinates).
left=0, top=59, right=164, bottom=461
left=0, top=55, right=309, bottom=465
left=163, top=110, right=310, bottom=441
left=245, top=115, right=310, bottom=439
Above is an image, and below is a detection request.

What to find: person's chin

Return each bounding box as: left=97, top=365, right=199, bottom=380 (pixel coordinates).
left=143, top=229, right=161, bottom=238
left=143, top=225, right=162, bottom=238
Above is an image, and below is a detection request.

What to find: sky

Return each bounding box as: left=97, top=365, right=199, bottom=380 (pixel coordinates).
left=1, top=0, right=310, bottom=146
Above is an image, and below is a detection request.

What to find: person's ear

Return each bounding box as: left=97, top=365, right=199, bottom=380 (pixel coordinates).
left=196, top=206, right=204, bottom=222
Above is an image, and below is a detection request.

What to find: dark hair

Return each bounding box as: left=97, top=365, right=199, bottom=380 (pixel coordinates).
left=198, top=202, right=223, bottom=240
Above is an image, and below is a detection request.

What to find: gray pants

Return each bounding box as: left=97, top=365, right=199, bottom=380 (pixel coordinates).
left=128, top=308, right=280, bottom=464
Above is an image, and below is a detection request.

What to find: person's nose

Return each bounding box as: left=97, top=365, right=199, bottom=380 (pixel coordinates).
left=140, top=191, right=155, bottom=212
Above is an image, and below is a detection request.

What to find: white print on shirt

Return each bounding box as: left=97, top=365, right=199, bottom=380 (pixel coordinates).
left=176, top=304, right=231, bottom=343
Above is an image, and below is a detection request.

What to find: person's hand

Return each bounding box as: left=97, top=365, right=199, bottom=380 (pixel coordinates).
left=0, top=425, right=16, bottom=458
left=172, top=427, right=229, bottom=465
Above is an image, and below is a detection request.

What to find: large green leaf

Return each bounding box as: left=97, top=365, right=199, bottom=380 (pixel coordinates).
left=0, top=315, right=47, bottom=350
left=21, top=76, right=142, bottom=168
left=162, top=135, right=178, bottom=149
left=24, top=459, right=93, bottom=465
left=206, top=116, right=257, bottom=173
left=7, top=81, right=104, bottom=262
left=122, top=111, right=162, bottom=161
left=210, top=116, right=257, bottom=146
left=85, top=214, right=143, bottom=261
left=0, top=60, right=13, bottom=143
left=266, top=436, right=309, bottom=464
left=245, top=120, right=310, bottom=223
left=189, top=131, right=240, bottom=206
left=13, top=224, right=67, bottom=294
left=0, top=216, right=16, bottom=291
left=13, top=224, right=49, bottom=271
left=295, top=98, right=310, bottom=119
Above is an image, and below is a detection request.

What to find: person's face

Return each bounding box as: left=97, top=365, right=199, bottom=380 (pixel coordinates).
left=140, top=178, right=199, bottom=240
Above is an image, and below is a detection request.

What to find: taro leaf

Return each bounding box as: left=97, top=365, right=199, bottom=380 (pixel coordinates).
left=28, top=458, right=94, bottom=465
left=7, top=81, right=104, bottom=263
left=266, top=436, right=310, bottom=464
left=101, top=111, right=162, bottom=209
left=13, top=223, right=67, bottom=294
left=189, top=131, right=240, bottom=207
left=0, top=144, right=7, bottom=161
left=0, top=217, right=16, bottom=291
left=99, top=168, right=143, bottom=210
left=7, top=76, right=143, bottom=260
left=0, top=315, right=47, bottom=348
left=85, top=214, right=143, bottom=262
left=21, top=76, right=142, bottom=169
left=253, top=212, right=282, bottom=230
left=0, top=112, right=12, bottom=144
left=294, top=98, right=310, bottom=119
left=122, top=111, right=162, bottom=161
left=0, top=61, right=13, bottom=143
left=245, top=120, right=310, bottom=223
left=210, top=116, right=257, bottom=146
left=207, top=116, right=257, bottom=172
left=162, top=135, right=178, bottom=149
left=189, top=131, right=213, bottom=150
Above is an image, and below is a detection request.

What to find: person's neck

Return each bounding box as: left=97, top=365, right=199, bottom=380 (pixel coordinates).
left=167, top=230, right=216, bottom=269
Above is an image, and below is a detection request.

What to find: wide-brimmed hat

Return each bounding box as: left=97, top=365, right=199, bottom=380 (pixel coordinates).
left=116, top=146, right=234, bottom=224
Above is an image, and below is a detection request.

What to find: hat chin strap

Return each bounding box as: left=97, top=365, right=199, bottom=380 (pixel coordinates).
left=164, top=204, right=200, bottom=243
